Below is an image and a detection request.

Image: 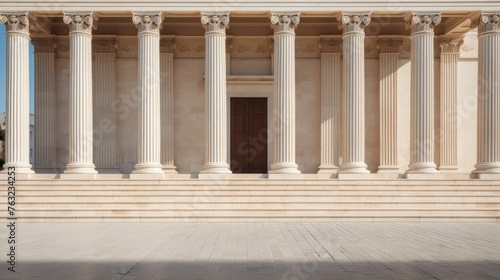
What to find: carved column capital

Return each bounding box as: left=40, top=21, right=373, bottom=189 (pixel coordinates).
left=132, top=12, right=163, bottom=34
left=406, top=12, right=441, bottom=33
left=32, top=37, right=57, bottom=53
left=63, top=12, right=95, bottom=34
left=270, top=12, right=300, bottom=33
left=339, top=12, right=371, bottom=33
left=318, top=38, right=343, bottom=53
left=0, top=13, right=29, bottom=35
left=476, top=12, right=500, bottom=34
left=201, top=13, right=229, bottom=34
left=377, top=38, right=404, bottom=53
left=92, top=38, right=118, bottom=53
left=439, top=38, right=464, bottom=53
left=160, top=37, right=175, bottom=53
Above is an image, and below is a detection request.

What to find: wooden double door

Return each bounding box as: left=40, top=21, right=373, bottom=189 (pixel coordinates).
left=230, top=98, right=268, bottom=173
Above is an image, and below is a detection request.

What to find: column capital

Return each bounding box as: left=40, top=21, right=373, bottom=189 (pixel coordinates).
left=160, top=37, right=176, bottom=53
left=377, top=38, right=404, bottom=54
left=338, top=12, right=371, bottom=33
left=439, top=37, right=463, bottom=53
left=474, top=12, right=500, bottom=34
left=132, top=12, right=163, bottom=35
left=270, top=12, right=300, bottom=33
left=0, top=12, right=29, bottom=35
left=92, top=37, right=118, bottom=53
left=318, top=38, right=343, bottom=53
left=63, top=12, right=95, bottom=35
left=405, top=12, right=441, bottom=33
left=32, top=37, right=57, bottom=53
left=201, top=12, right=229, bottom=34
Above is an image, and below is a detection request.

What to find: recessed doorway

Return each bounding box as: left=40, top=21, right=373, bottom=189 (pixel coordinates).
left=230, top=98, right=268, bottom=173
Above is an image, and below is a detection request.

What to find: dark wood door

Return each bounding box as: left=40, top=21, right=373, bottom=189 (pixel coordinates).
left=230, top=98, right=268, bottom=173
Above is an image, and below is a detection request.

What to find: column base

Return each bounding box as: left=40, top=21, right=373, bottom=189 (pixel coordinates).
left=377, top=166, right=400, bottom=173
left=439, top=166, right=459, bottom=172
left=198, top=173, right=232, bottom=180
left=406, top=162, right=439, bottom=174
left=129, top=173, right=164, bottom=179
left=132, top=162, right=164, bottom=174
left=317, top=165, right=339, bottom=174
left=34, top=166, right=60, bottom=174
left=337, top=173, right=376, bottom=179
left=1, top=162, right=34, bottom=174
left=338, top=162, right=369, bottom=174
left=96, top=166, right=121, bottom=174
left=60, top=173, right=97, bottom=179
left=200, top=162, right=232, bottom=174
left=472, top=162, right=500, bottom=174
left=163, top=165, right=178, bottom=174
left=269, top=162, right=301, bottom=174
left=64, top=162, right=97, bottom=174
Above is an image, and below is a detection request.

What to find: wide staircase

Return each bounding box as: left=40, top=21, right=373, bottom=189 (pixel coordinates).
left=2, top=178, right=500, bottom=222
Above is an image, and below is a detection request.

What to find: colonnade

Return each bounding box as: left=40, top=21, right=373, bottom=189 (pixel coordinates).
left=1, top=11, right=499, bottom=177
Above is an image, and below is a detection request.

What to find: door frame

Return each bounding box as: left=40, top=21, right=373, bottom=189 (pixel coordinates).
left=227, top=84, right=273, bottom=173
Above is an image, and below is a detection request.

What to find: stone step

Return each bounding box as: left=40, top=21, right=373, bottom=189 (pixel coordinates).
left=6, top=208, right=500, bottom=218
left=11, top=195, right=500, bottom=203
left=10, top=185, right=500, bottom=191
left=7, top=190, right=500, bottom=196
left=7, top=216, right=500, bottom=222
left=2, top=179, right=499, bottom=222
left=13, top=180, right=500, bottom=187
left=16, top=202, right=500, bottom=209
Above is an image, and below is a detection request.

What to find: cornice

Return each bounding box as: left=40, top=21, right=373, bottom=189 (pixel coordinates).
left=2, top=2, right=499, bottom=11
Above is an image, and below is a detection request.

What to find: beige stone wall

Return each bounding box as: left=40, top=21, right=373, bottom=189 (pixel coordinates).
left=296, top=58, right=321, bottom=173
left=365, top=58, right=380, bottom=173
left=456, top=59, right=478, bottom=172
left=55, top=58, right=69, bottom=172
left=51, top=31, right=481, bottom=174
left=115, top=58, right=138, bottom=173
left=173, top=58, right=205, bottom=173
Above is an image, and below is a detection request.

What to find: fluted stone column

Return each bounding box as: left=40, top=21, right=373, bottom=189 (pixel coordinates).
left=338, top=12, right=371, bottom=175
left=160, top=37, right=177, bottom=173
left=377, top=38, right=403, bottom=173
left=406, top=12, right=441, bottom=175
left=269, top=12, right=301, bottom=175
left=92, top=37, right=118, bottom=172
left=63, top=13, right=97, bottom=174
left=132, top=13, right=164, bottom=174
left=0, top=13, right=33, bottom=174
left=439, top=38, right=463, bottom=171
left=473, top=13, right=500, bottom=176
left=226, top=36, right=232, bottom=74
left=318, top=38, right=342, bottom=175
left=32, top=37, right=57, bottom=173
left=200, top=13, right=232, bottom=174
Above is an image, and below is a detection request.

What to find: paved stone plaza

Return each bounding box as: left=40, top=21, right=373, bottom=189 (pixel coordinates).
left=0, top=223, right=499, bottom=280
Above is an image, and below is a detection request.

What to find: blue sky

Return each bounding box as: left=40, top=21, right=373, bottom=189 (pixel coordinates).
left=0, top=25, right=35, bottom=113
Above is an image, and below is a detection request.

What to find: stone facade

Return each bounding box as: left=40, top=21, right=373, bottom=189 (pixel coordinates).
left=0, top=6, right=498, bottom=179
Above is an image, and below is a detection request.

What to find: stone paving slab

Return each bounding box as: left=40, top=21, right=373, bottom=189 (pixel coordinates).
left=0, top=223, right=499, bottom=280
